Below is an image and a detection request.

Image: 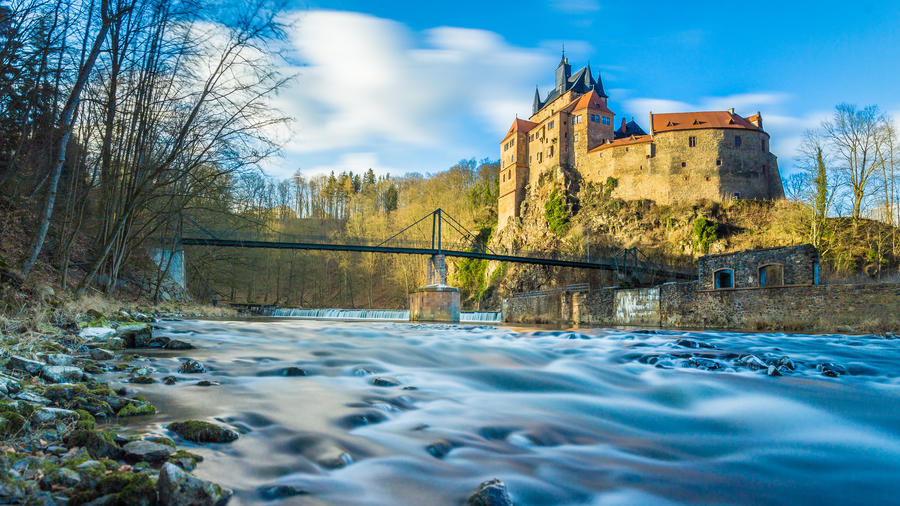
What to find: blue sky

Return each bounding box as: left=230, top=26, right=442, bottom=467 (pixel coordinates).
left=263, top=0, right=900, bottom=180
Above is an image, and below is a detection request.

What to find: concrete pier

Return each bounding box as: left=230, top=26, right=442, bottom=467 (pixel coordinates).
left=409, top=255, right=460, bottom=323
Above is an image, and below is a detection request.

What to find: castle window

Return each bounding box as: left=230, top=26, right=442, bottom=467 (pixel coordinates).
left=681, top=161, right=687, bottom=168
left=548, top=146, right=554, bottom=157
left=716, top=159, right=722, bottom=166
left=759, top=264, right=784, bottom=287
left=574, top=134, right=579, bottom=142
left=688, top=136, right=697, bottom=147
left=625, top=147, right=629, bottom=152
left=733, top=192, right=742, bottom=199
left=714, top=269, right=734, bottom=289
left=602, top=116, right=611, bottom=125
left=574, top=115, right=583, bottom=124
left=734, top=135, right=742, bottom=148
left=548, top=120, right=555, bottom=129
left=538, top=152, right=543, bottom=163
left=761, top=139, right=767, bottom=151
left=590, top=114, right=600, bottom=123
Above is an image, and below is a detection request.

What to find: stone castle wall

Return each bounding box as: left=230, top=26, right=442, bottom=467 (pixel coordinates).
left=697, top=244, right=818, bottom=289
left=579, top=128, right=783, bottom=204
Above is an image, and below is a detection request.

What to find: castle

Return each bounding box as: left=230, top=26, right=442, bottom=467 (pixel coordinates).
left=498, top=55, right=785, bottom=228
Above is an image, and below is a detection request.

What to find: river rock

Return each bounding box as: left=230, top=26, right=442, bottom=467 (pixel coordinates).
left=166, top=339, right=194, bottom=350
left=32, top=407, right=78, bottom=426
left=148, top=336, right=172, bottom=348
left=0, top=376, right=21, bottom=395
left=63, top=430, right=122, bottom=459
left=158, top=462, right=232, bottom=506
left=739, top=354, right=767, bottom=370
left=13, top=390, right=49, bottom=404
left=41, top=365, right=85, bottom=383
left=42, top=354, right=74, bottom=366
left=40, top=467, right=81, bottom=489
left=79, top=327, right=116, bottom=340
left=258, top=484, right=307, bottom=500
left=163, top=376, right=177, bottom=385
left=178, top=360, right=205, bottom=374
left=123, top=440, right=174, bottom=464
left=426, top=438, right=454, bottom=458
left=6, top=355, right=44, bottom=375
left=372, top=377, right=400, bottom=387
left=117, top=323, right=153, bottom=348
left=257, top=366, right=306, bottom=377
left=90, top=348, right=116, bottom=361
left=466, top=478, right=513, bottom=506
left=129, top=367, right=155, bottom=384
left=168, top=420, right=239, bottom=443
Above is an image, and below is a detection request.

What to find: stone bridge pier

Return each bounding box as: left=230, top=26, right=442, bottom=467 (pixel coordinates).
left=409, top=254, right=460, bottom=323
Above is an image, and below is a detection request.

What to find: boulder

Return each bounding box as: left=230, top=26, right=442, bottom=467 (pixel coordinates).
left=466, top=478, right=513, bottom=506
left=5, top=355, right=44, bottom=375
left=0, top=376, right=22, bottom=395
left=13, top=390, right=50, bottom=404
left=63, top=430, right=121, bottom=459
left=157, top=462, right=232, bottom=506
left=79, top=327, right=116, bottom=340
left=90, top=348, right=116, bottom=361
left=129, top=367, right=155, bottom=384
left=41, top=365, right=85, bottom=383
left=123, top=440, right=174, bottom=464
left=117, top=324, right=153, bottom=348
left=42, top=354, right=74, bottom=366
left=372, top=377, right=400, bottom=387
left=40, top=468, right=81, bottom=490
left=32, top=407, right=79, bottom=427
left=168, top=420, right=238, bottom=443
left=148, top=336, right=172, bottom=348
left=178, top=360, right=206, bottom=374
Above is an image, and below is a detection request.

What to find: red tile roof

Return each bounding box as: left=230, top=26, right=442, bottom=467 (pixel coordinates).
left=502, top=118, right=537, bottom=141
left=589, top=134, right=652, bottom=152
left=569, top=90, right=615, bottom=116
left=652, top=111, right=762, bottom=133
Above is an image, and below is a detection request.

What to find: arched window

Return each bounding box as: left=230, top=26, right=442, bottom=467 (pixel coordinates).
left=714, top=268, right=734, bottom=289
left=759, top=264, right=784, bottom=287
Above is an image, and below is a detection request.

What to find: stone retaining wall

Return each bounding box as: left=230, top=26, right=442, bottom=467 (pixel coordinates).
left=503, top=281, right=900, bottom=330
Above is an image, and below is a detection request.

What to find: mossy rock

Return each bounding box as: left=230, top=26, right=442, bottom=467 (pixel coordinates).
left=168, top=420, right=239, bottom=443
left=63, top=429, right=122, bottom=459
left=168, top=449, right=204, bottom=471
left=0, top=412, right=27, bottom=437
left=43, top=383, right=90, bottom=402
left=0, top=400, right=36, bottom=418
left=117, top=402, right=157, bottom=417
left=75, top=409, right=96, bottom=430
left=69, top=471, right=157, bottom=506
left=150, top=436, right=176, bottom=448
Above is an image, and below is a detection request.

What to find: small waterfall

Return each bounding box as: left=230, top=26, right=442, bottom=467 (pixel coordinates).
left=271, top=308, right=501, bottom=323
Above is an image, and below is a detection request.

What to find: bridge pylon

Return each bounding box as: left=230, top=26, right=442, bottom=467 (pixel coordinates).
left=410, top=254, right=460, bottom=323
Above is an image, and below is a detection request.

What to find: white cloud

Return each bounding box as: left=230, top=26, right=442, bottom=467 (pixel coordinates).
left=272, top=10, right=553, bottom=172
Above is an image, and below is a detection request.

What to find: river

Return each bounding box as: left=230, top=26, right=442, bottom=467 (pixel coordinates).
left=113, top=319, right=900, bottom=505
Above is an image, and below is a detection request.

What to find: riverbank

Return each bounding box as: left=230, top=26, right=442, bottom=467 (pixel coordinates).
left=0, top=303, right=240, bottom=504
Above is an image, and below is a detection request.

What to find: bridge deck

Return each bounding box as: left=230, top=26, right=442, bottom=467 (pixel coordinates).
left=180, top=237, right=696, bottom=280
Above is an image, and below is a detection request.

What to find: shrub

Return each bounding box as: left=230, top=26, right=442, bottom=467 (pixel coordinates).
left=544, top=188, right=570, bottom=235
left=692, top=216, right=718, bottom=254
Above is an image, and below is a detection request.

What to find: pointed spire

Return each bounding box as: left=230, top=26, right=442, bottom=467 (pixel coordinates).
left=583, top=62, right=595, bottom=88
left=532, top=86, right=542, bottom=115
left=595, top=67, right=607, bottom=98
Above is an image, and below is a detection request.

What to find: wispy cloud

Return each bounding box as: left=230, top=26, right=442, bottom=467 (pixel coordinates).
left=266, top=10, right=554, bottom=178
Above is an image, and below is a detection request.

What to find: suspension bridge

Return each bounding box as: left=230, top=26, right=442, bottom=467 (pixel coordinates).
left=178, top=209, right=696, bottom=281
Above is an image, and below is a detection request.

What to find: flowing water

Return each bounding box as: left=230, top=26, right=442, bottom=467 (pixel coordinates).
left=116, top=320, right=900, bottom=505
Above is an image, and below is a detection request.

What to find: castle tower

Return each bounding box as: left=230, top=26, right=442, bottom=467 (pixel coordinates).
left=556, top=54, right=571, bottom=93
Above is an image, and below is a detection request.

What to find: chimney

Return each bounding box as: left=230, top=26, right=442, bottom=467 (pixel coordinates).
left=620, top=117, right=627, bottom=134
left=728, top=107, right=735, bottom=115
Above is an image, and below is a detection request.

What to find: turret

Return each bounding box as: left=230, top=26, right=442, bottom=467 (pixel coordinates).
left=556, top=53, right=571, bottom=93
left=532, top=87, right=542, bottom=116
left=595, top=68, right=607, bottom=98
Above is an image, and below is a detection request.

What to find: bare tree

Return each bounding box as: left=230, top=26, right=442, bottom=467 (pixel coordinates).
left=821, top=103, right=887, bottom=220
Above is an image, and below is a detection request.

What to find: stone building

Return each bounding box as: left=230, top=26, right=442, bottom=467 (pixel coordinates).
left=498, top=55, right=785, bottom=228
left=697, top=244, right=820, bottom=290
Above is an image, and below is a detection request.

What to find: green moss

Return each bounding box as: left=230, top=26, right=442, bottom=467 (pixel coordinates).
left=149, top=436, right=175, bottom=448
left=117, top=402, right=157, bottom=417
left=70, top=471, right=156, bottom=506
left=545, top=188, right=571, bottom=235
left=118, top=473, right=156, bottom=505
left=113, top=363, right=130, bottom=371
left=75, top=409, right=96, bottom=430
left=168, top=420, right=238, bottom=443
left=0, top=412, right=26, bottom=437
left=44, top=383, right=90, bottom=402
left=82, top=363, right=104, bottom=374
left=0, top=401, right=35, bottom=418
left=63, top=430, right=121, bottom=459
left=90, top=386, right=115, bottom=397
